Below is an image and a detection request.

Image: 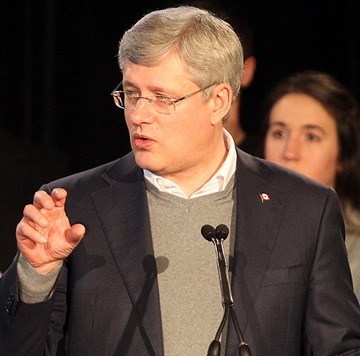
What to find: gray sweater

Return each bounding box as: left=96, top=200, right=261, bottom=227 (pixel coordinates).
left=146, top=176, right=236, bottom=355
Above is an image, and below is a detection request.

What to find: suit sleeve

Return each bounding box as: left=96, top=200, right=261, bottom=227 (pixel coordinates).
left=0, top=256, right=68, bottom=356
left=303, top=188, right=360, bottom=354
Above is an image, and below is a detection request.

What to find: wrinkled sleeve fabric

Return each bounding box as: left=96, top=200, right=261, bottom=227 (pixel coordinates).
left=0, top=255, right=68, bottom=356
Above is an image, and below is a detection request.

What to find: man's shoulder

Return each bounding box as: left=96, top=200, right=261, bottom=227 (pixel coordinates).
left=42, top=152, right=140, bottom=193
left=236, top=149, right=335, bottom=199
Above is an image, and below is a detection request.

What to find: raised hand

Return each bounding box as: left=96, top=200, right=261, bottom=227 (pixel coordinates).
left=16, top=188, right=86, bottom=275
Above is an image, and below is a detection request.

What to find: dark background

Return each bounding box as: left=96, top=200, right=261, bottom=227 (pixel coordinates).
left=0, top=0, right=359, bottom=343
left=0, top=0, right=359, bottom=300
left=1, top=0, right=359, bottom=174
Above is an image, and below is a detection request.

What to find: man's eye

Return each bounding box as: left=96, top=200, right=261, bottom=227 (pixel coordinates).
left=156, top=95, right=172, bottom=103
left=125, top=91, right=138, bottom=98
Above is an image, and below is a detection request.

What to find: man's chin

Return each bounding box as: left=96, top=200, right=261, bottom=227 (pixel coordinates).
left=134, top=153, right=159, bottom=172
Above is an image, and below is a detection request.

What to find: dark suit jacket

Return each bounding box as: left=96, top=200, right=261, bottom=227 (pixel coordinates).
left=1, top=149, right=360, bottom=355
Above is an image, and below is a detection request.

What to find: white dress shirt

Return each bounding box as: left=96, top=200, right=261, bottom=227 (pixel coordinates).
left=144, top=129, right=237, bottom=199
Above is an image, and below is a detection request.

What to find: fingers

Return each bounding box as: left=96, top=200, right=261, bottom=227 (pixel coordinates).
left=17, top=204, right=50, bottom=244
left=17, top=188, right=69, bottom=245
left=16, top=188, right=85, bottom=272
left=23, top=203, right=50, bottom=228
left=16, top=219, right=48, bottom=244
left=33, top=188, right=67, bottom=210
left=51, top=188, right=68, bottom=207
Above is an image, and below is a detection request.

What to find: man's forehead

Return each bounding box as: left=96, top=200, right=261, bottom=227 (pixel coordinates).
left=122, top=57, right=194, bottom=89
left=122, top=54, right=187, bottom=74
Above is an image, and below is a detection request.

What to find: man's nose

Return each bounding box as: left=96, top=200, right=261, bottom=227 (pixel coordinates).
left=128, top=98, right=156, bottom=125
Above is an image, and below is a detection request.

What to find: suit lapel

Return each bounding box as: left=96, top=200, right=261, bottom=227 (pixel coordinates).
left=91, top=156, right=164, bottom=355
left=230, top=151, right=285, bottom=339
left=89, top=151, right=285, bottom=354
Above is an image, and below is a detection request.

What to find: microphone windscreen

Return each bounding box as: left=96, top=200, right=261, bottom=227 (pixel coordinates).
left=201, top=224, right=216, bottom=241
left=215, top=224, right=229, bottom=241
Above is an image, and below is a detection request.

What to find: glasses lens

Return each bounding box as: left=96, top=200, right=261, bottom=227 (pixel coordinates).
left=153, top=97, right=174, bottom=114
left=113, top=88, right=175, bottom=114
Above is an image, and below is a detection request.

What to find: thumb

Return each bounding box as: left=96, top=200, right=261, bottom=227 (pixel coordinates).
left=65, top=223, right=86, bottom=247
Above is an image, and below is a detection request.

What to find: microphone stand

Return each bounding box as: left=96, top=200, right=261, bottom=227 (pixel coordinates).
left=201, top=225, right=251, bottom=356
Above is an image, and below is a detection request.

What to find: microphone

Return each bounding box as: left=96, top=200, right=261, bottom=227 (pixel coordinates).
left=215, top=224, right=229, bottom=241
left=201, top=224, right=251, bottom=356
left=201, top=224, right=216, bottom=241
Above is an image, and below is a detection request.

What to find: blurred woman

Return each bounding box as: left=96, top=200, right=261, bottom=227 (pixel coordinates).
left=261, top=70, right=360, bottom=301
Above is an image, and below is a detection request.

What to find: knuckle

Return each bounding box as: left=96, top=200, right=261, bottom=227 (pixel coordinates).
left=34, top=190, right=45, bottom=198
left=23, top=204, right=33, bottom=215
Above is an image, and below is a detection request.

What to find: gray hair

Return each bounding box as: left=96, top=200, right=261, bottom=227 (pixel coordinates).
left=118, top=6, right=243, bottom=103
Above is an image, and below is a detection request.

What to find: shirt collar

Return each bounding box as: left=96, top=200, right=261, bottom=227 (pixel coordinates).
left=143, top=129, right=237, bottom=199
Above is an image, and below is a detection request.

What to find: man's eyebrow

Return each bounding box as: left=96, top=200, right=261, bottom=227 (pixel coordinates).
left=122, top=81, right=173, bottom=95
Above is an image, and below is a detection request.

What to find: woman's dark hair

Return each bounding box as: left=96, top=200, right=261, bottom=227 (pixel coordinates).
left=260, top=70, right=360, bottom=210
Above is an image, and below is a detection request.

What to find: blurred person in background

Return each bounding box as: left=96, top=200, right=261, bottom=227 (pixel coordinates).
left=184, top=0, right=258, bottom=153
left=262, top=70, right=360, bottom=300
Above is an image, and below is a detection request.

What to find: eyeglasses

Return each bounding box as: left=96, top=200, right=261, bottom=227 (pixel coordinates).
left=111, top=81, right=216, bottom=114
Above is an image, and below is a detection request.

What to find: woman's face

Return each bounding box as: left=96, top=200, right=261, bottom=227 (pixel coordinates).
left=264, top=93, right=342, bottom=187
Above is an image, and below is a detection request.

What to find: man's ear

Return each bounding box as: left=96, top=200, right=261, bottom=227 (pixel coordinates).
left=210, top=83, right=232, bottom=125
left=241, top=56, right=257, bottom=88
